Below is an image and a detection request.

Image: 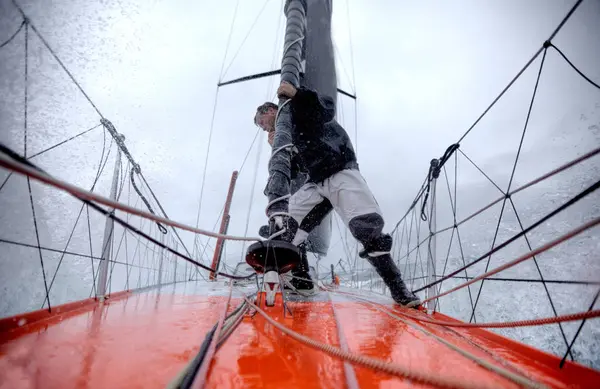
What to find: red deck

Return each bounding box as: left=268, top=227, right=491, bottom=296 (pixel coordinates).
left=0, top=285, right=598, bottom=388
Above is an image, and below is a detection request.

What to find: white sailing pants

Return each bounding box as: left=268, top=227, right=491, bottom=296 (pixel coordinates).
left=289, top=169, right=385, bottom=247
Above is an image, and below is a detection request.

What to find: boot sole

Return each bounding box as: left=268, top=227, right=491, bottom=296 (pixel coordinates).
left=405, top=299, right=421, bottom=308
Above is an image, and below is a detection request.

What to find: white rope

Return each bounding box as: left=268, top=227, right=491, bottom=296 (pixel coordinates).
left=367, top=251, right=391, bottom=258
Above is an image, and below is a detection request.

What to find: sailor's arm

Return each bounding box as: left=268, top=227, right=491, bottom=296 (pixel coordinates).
left=277, top=82, right=335, bottom=124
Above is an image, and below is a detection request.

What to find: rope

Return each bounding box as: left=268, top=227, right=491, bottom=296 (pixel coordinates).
left=392, top=0, right=592, bottom=236
left=243, top=294, right=500, bottom=389
left=0, top=147, right=261, bottom=242
left=413, top=170, right=600, bottom=294
left=420, top=216, right=600, bottom=304
left=395, top=307, right=600, bottom=329
left=420, top=144, right=460, bottom=221
left=130, top=169, right=167, bottom=234
left=0, top=144, right=261, bottom=283
left=190, top=281, right=234, bottom=387
left=325, top=287, right=545, bottom=389
left=548, top=43, right=600, bottom=90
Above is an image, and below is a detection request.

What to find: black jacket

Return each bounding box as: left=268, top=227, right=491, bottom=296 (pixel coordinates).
left=290, top=87, right=358, bottom=183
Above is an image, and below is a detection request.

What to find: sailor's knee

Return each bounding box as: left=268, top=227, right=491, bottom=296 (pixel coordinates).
left=348, top=213, right=385, bottom=243
left=349, top=213, right=394, bottom=258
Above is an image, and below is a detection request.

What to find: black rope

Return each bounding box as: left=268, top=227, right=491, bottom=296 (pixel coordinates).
left=469, top=48, right=548, bottom=324
left=548, top=43, right=600, bottom=90
left=0, top=19, right=25, bottom=49
left=0, top=143, right=257, bottom=281
left=420, top=159, right=438, bottom=222
left=455, top=0, right=583, bottom=145
left=104, top=117, right=191, bottom=259
left=413, top=177, right=600, bottom=294
left=178, top=300, right=249, bottom=389
left=559, top=287, right=600, bottom=368
left=138, top=171, right=193, bottom=255
left=130, top=169, right=168, bottom=234
left=420, top=143, right=459, bottom=221
left=508, top=196, right=574, bottom=360
left=436, top=275, right=600, bottom=286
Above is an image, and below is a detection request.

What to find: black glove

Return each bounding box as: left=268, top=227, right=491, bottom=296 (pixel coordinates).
left=258, top=225, right=270, bottom=239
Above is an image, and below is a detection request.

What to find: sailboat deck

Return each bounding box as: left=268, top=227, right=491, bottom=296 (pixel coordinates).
left=0, top=282, right=598, bottom=389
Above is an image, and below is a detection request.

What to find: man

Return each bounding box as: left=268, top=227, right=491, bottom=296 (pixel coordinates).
left=258, top=107, right=319, bottom=291
left=254, top=82, right=421, bottom=307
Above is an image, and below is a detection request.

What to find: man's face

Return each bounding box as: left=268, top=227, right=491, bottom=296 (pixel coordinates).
left=255, top=107, right=277, bottom=133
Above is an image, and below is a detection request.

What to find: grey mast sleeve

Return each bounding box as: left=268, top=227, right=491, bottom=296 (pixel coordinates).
left=265, top=0, right=306, bottom=210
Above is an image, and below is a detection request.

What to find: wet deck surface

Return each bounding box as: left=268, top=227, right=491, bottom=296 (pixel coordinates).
left=1, top=281, right=598, bottom=388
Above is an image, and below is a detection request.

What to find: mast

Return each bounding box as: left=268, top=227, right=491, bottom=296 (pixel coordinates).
left=265, top=0, right=336, bottom=252
left=298, top=0, right=336, bottom=254
left=303, top=0, right=336, bottom=105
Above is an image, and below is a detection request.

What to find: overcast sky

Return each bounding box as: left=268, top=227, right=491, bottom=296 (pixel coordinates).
left=1, top=0, right=599, bottom=273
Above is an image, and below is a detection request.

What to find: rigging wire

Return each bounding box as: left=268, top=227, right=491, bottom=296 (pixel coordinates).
left=243, top=293, right=501, bottom=389
left=7, top=2, right=196, bottom=274
left=420, top=216, right=600, bottom=305
left=0, top=144, right=257, bottom=280
left=0, top=18, right=24, bottom=48
left=0, top=145, right=262, bottom=242
left=130, top=169, right=168, bottom=234
left=414, top=176, right=600, bottom=294
left=220, top=0, right=273, bottom=81
left=548, top=43, right=600, bottom=90
left=468, top=47, right=549, bottom=323
left=19, top=19, right=53, bottom=312
left=27, top=124, right=103, bottom=160
left=193, top=0, right=243, bottom=253
left=42, top=129, right=113, bottom=308
left=390, top=36, right=600, bottom=292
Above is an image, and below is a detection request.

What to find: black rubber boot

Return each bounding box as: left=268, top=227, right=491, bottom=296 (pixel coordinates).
left=367, top=255, right=421, bottom=308
left=290, top=244, right=314, bottom=291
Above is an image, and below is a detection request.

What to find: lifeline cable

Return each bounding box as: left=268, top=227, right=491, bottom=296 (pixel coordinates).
left=0, top=144, right=261, bottom=242
left=324, top=287, right=546, bottom=389
left=0, top=144, right=257, bottom=280
left=420, top=216, right=600, bottom=305
left=244, top=294, right=501, bottom=389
